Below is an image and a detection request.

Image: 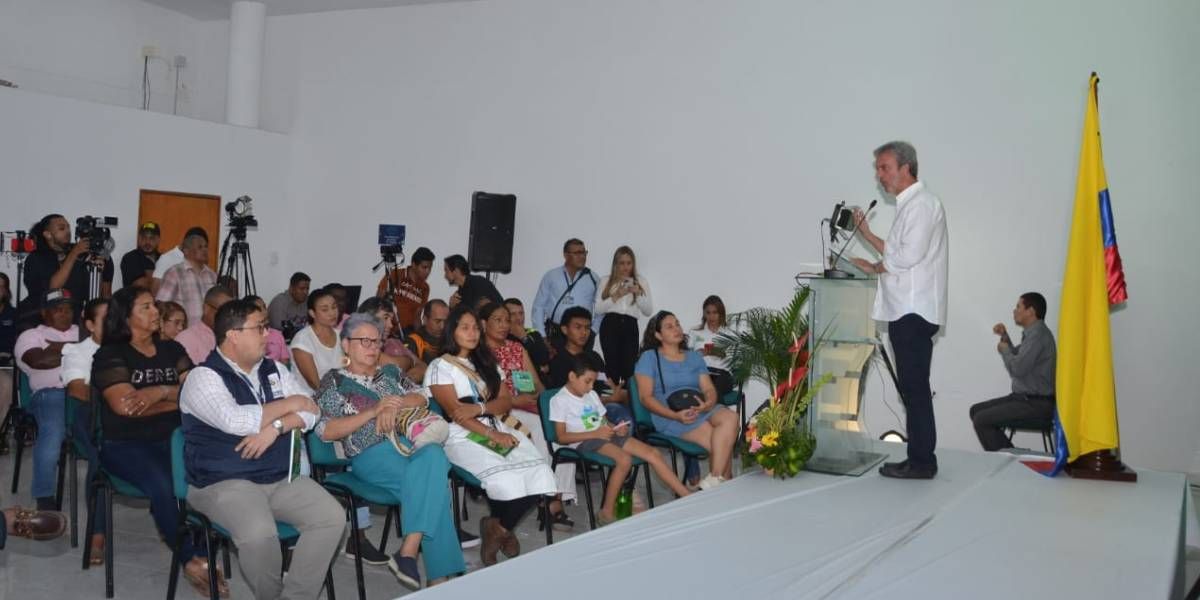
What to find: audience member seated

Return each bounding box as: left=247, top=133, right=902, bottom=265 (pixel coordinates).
left=60, top=297, right=110, bottom=563
left=323, top=283, right=351, bottom=328
left=246, top=295, right=291, bottom=366
left=594, top=245, right=653, bottom=386
left=119, top=222, right=161, bottom=290
left=970, top=292, right=1057, bottom=452
left=174, top=285, right=234, bottom=365
left=155, top=229, right=217, bottom=327
left=267, top=272, right=311, bottom=342
left=376, top=247, right=435, bottom=332
left=91, top=286, right=223, bottom=596
left=634, top=310, right=738, bottom=490
left=479, top=302, right=575, bottom=531
left=545, top=307, right=632, bottom=427
left=688, top=294, right=735, bottom=395
left=503, top=298, right=550, bottom=379
left=180, top=299, right=345, bottom=599
left=531, top=238, right=597, bottom=337
left=0, top=505, right=67, bottom=549
left=152, top=226, right=207, bottom=295
left=550, top=354, right=690, bottom=525
left=316, top=313, right=463, bottom=589
left=0, top=273, right=15, bottom=441
left=157, top=301, right=188, bottom=341
left=14, top=289, right=79, bottom=510
left=22, top=215, right=114, bottom=324
left=405, top=299, right=447, bottom=364
left=359, top=297, right=424, bottom=380
left=424, top=305, right=557, bottom=566
left=290, top=288, right=343, bottom=396
left=442, top=255, right=503, bottom=311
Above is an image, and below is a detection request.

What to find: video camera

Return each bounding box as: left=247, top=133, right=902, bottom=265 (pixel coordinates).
left=225, top=195, right=258, bottom=229
left=76, top=215, right=118, bottom=258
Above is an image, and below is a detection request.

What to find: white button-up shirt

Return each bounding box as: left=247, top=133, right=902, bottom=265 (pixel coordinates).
left=872, top=181, right=949, bottom=325
left=180, top=348, right=318, bottom=436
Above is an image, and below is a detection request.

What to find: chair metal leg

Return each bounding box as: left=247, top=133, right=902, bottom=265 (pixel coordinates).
left=204, top=529, right=219, bottom=600
left=580, top=460, right=597, bottom=530
left=104, top=484, right=115, bottom=598
left=55, top=444, right=67, bottom=510
left=541, top=497, right=552, bottom=546
left=10, top=416, right=26, bottom=494
left=641, top=462, right=655, bottom=508
left=380, top=505, right=393, bottom=554
left=324, top=564, right=337, bottom=600
left=222, top=539, right=232, bottom=579
left=450, top=480, right=461, bottom=533
left=346, top=498, right=366, bottom=600
left=69, top=449, right=78, bottom=547
left=166, top=503, right=188, bottom=600
left=82, top=479, right=98, bottom=570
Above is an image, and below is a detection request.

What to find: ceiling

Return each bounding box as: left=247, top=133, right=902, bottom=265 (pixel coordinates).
left=141, top=0, right=477, bottom=21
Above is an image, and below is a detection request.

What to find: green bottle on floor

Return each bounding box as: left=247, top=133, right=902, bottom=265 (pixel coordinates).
left=615, top=475, right=635, bottom=519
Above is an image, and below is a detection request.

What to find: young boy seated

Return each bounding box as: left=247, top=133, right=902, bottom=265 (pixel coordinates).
left=549, top=354, right=691, bottom=525
left=546, top=307, right=632, bottom=425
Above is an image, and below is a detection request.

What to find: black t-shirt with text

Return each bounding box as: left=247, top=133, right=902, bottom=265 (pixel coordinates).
left=92, top=339, right=193, bottom=442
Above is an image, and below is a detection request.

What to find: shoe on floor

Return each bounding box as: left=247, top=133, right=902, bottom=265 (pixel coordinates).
left=698, top=474, right=723, bottom=491
left=458, top=527, right=480, bottom=549
left=500, top=528, right=520, bottom=559
left=879, top=461, right=937, bottom=479
left=8, top=508, right=67, bottom=541
left=387, top=554, right=422, bottom=591
left=344, top=532, right=390, bottom=565
left=480, top=517, right=503, bottom=566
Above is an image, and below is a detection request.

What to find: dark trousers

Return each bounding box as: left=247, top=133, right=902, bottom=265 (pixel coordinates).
left=487, top=495, right=539, bottom=531
left=101, top=438, right=204, bottom=564
left=599, top=313, right=639, bottom=384
left=970, top=393, right=1056, bottom=451
left=889, top=314, right=940, bottom=468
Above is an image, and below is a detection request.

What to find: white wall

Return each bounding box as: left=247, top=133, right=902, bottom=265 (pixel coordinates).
left=0, top=87, right=293, bottom=297
left=255, top=0, right=1200, bottom=472
left=0, top=0, right=226, bottom=122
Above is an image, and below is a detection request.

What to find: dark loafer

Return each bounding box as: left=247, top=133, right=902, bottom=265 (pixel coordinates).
left=10, top=508, right=67, bottom=541
left=879, top=461, right=937, bottom=479
left=388, top=554, right=422, bottom=590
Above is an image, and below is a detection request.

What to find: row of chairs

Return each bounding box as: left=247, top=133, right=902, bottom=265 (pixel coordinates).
left=6, top=374, right=745, bottom=599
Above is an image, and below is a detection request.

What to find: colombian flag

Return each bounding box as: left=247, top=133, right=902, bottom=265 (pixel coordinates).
left=1048, top=73, right=1128, bottom=476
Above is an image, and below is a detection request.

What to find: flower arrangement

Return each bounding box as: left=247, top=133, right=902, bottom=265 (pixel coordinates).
left=743, top=336, right=829, bottom=478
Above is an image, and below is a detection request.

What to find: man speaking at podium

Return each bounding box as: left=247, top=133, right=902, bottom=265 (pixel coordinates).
left=849, top=141, right=948, bottom=479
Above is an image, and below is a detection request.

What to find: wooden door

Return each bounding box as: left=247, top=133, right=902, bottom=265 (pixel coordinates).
left=138, top=190, right=221, bottom=268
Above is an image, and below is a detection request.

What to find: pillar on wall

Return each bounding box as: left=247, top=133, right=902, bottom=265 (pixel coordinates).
left=225, top=0, right=266, bottom=128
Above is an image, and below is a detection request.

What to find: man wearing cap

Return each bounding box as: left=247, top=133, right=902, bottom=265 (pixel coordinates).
left=14, top=289, right=80, bottom=510
left=120, top=222, right=161, bottom=290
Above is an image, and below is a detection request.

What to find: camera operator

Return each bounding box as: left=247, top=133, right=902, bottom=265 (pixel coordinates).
left=21, top=214, right=114, bottom=326
left=119, top=222, right=161, bottom=290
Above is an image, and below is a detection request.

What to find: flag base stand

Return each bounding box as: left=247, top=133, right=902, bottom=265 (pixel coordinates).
left=1067, top=449, right=1137, bottom=482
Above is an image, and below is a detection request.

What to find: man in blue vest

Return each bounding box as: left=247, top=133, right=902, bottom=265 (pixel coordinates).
left=180, top=299, right=345, bottom=599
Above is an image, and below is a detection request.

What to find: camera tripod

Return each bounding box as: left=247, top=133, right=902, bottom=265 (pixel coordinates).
left=218, top=225, right=257, bottom=297
left=0, top=248, right=28, bottom=458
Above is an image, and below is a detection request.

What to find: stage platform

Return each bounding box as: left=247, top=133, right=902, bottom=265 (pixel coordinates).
left=413, top=442, right=1195, bottom=599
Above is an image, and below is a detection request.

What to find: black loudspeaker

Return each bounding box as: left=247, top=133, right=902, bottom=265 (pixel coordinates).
left=468, top=191, right=516, bottom=274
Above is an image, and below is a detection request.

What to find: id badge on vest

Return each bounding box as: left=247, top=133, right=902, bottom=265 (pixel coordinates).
left=267, top=372, right=284, bottom=402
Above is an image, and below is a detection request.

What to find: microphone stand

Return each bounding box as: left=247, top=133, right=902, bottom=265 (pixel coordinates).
left=825, top=201, right=877, bottom=279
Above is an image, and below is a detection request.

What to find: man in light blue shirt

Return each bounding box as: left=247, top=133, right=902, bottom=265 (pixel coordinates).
left=531, top=238, right=598, bottom=336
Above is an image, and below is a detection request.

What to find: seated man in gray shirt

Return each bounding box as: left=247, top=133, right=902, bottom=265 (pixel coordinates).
left=969, top=292, right=1057, bottom=451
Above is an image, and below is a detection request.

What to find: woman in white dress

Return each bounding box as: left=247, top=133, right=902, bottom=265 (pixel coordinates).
left=424, top=304, right=557, bottom=566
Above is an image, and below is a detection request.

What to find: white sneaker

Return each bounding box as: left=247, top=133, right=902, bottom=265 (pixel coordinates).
left=698, top=474, right=723, bottom=491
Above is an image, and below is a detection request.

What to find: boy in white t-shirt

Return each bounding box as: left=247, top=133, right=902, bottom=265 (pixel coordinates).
left=548, top=354, right=691, bottom=525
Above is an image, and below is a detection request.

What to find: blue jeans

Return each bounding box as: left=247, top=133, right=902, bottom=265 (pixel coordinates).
left=29, top=387, right=67, bottom=500
left=101, top=438, right=205, bottom=564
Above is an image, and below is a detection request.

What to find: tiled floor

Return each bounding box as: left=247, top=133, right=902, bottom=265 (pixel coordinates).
left=0, top=446, right=691, bottom=599
left=2, top=449, right=1198, bottom=599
